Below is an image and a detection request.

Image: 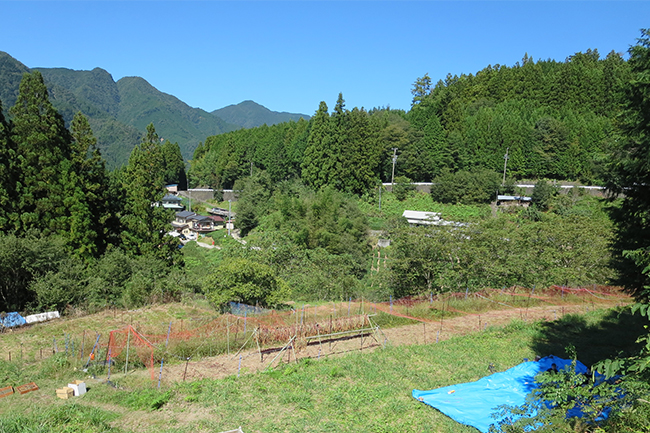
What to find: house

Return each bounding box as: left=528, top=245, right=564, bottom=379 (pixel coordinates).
left=187, top=214, right=216, bottom=233
left=165, top=184, right=179, bottom=194
left=172, top=211, right=216, bottom=235
left=207, top=215, right=225, bottom=230
left=173, top=210, right=196, bottom=228
left=162, top=194, right=184, bottom=210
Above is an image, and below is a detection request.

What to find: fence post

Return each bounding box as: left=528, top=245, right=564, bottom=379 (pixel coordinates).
left=183, top=357, right=191, bottom=381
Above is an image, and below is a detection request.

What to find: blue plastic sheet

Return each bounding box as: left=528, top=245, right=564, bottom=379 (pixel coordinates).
left=0, top=312, right=27, bottom=328
left=229, top=302, right=268, bottom=316
left=413, top=355, right=588, bottom=433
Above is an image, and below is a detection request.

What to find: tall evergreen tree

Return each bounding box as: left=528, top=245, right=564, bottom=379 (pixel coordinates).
left=301, top=101, right=335, bottom=190
left=121, top=123, right=180, bottom=264
left=9, top=71, right=72, bottom=236
left=608, top=29, right=650, bottom=298
left=161, top=140, right=187, bottom=189
left=0, top=99, right=16, bottom=231
left=340, top=107, right=380, bottom=194
left=66, top=112, right=113, bottom=258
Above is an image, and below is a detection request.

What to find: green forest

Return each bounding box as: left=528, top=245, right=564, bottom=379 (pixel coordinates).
left=191, top=48, right=628, bottom=190
left=2, top=34, right=650, bottom=312
left=2, top=29, right=650, bottom=431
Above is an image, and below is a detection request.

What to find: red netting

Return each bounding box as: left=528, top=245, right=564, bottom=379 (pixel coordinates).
left=107, top=326, right=156, bottom=379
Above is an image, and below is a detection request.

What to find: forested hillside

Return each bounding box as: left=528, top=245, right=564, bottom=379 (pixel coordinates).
left=0, top=70, right=186, bottom=312
left=191, top=49, right=629, bottom=190
left=2, top=52, right=306, bottom=168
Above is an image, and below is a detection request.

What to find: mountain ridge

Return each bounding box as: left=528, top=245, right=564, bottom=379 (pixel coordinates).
left=212, top=100, right=310, bottom=129
left=0, top=51, right=310, bottom=167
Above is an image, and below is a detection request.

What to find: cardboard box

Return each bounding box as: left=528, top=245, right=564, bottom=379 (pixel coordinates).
left=56, top=387, right=74, bottom=399
left=67, top=380, right=86, bottom=396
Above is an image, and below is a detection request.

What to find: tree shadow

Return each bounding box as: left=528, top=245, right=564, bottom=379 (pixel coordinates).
left=530, top=308, right=647, bottom=368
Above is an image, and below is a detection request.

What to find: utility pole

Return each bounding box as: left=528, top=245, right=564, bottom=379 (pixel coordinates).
left=187, top=173, right=191, bottom=213
left=227, top=199, right=232, bottom=236
left=378, top=181, right=382, bottom=211
left=502, top=147, right=509, bottom=186
left=391, top=148, right=398, bottom=188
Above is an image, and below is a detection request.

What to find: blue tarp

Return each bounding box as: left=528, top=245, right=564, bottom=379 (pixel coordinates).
left=229, top=302, right=268, bottom=316
left=412, top=355, right=588, bottom=433
left=0, top=312, right=27, bottom=328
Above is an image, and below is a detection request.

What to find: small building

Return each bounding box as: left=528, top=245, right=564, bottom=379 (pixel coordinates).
left=209, top=207, right=236, bottom=219
left=162, top=194, right=184, bottom=210
left=165, top=184, right=179, bottom=194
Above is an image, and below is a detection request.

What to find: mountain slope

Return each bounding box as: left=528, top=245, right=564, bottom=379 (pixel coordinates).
left=36, top=67, right=121, bottom=116
left=117, top=76, right=238, bottom=160
left=1, top=51, right=307, bottom=168
left=212, top=100, right=310, bottom=128
left=0, top=51, right=30, bottom=111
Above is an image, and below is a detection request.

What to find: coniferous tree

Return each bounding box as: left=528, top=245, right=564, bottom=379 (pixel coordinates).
left=121, top=123, right=180, bottom=264
left=161, top=140, right=187, bottom=189
left=0, top=99, right=16, bottom=231
left=67, top=112, right=113, bottom=258
left=9, top=71, right=72, bottom=236
left=608, top=29, right=650, bottom=298
left=340, top=107, right=380, bottom=194
left=301, top=101, right=335, bottom=190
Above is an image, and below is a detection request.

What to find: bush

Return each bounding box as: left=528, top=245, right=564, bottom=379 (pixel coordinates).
left=203, top=258, right=290, bottom=309
left=393, top=176, right=415, bottom=201
left=531, top=180, right=559, bottom=211
left=431, top=169, right=501, bottom=204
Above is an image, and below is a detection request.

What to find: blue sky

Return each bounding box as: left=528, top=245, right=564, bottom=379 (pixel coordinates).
left=1, top=1, right=649, bottom=116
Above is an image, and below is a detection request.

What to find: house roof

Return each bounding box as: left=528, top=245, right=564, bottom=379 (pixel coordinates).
left=163, top=194, right=182, bottom=202
left=188, top=215, right=212, bottom=223
left=176, top=211, right=196, bottom=218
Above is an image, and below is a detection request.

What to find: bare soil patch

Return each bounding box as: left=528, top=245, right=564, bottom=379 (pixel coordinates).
left=155, top=302, right=612, bottom=385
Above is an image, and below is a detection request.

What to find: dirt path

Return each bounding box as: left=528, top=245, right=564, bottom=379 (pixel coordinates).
left=154, top=302, right=609, bottom=385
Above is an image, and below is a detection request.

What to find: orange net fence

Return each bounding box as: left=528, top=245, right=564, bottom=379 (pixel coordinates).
left=97, top=284, right=629, bottom=380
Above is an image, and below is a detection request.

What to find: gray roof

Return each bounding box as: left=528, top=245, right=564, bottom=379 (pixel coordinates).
left=176, top=211, right=196, bottom=218
left=163, top=194, right=182, bottom=202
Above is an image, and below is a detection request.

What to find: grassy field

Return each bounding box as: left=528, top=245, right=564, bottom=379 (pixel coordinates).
left=0, top=301, right=644, bottom=433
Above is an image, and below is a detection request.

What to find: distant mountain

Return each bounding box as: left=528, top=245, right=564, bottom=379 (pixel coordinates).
left=0, top=52, right=239, bottom=167
left=0, top=51, right=30, bottom=110
left=212, top=100, right=310, bottom=128
left=115, top=76, right=238, bottom=161
left=0, top=51, right=309, bottom=168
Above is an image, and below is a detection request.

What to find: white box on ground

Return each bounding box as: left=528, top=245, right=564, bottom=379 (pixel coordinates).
left=67, top=380, right=86, bottom=396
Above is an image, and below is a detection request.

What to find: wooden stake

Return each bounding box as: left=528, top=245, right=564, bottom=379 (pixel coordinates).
left=183, top=357, right=191, bottom=381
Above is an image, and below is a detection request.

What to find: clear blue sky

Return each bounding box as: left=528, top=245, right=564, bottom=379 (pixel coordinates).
left=2, top=1, right=649, bottom=116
